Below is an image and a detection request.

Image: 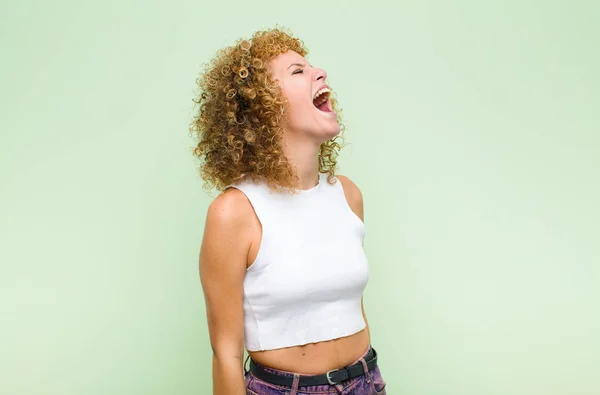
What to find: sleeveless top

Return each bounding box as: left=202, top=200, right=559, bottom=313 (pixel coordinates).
left=226, top=172, right=369, bottom=351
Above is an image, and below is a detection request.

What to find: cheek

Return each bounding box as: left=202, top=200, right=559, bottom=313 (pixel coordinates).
left=284, top=88, right=308, bottom=109
left=283, top=94, right=311, bottom=122
left=280, top=85, right=315, bottom=128
left=288, top=99, right=310, bottom=116
left=282, top=82, right=311, bottom=108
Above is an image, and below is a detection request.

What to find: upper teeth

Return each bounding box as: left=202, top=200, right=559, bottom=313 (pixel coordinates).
left=313, top=87, right=331, bottom=101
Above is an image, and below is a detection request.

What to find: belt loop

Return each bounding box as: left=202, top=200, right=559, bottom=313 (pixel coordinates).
left=290, top=373, right=300, bottom=395
left=359, top=357, right=371, bottom=383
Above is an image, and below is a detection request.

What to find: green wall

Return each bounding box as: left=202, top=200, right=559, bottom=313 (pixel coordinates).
left=1, top=1, right=598, bottom=394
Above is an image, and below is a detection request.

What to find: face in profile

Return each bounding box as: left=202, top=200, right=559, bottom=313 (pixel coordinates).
left=268, top=50, right=340, bottom=143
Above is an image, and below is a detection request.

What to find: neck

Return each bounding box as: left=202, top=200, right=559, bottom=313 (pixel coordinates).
left=282, top=135, right=321, bottom=190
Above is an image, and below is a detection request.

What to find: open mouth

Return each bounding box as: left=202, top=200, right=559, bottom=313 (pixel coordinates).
left=313, top=89, right=333, bottom=113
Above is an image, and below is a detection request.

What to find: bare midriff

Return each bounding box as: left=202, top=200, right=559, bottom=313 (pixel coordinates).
left=247, top=327, right=371, bottom=375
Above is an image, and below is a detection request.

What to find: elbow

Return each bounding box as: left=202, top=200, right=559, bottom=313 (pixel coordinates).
left=211, top=342, right=244, bottom=364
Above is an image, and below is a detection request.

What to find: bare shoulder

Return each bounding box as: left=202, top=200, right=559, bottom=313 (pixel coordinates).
left=206, top=187, right=254, bottom=224
left=201, top=186, right=254, bottom=276
left=201, top=187, right=257, bottom=267
left=336, top=174, right=364, bottom=222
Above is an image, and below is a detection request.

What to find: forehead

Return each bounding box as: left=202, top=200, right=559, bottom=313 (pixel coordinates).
left=268, top=50, right=307, bottom=74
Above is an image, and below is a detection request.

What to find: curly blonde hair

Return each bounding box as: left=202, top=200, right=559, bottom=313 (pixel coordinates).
left=189, top=26, right=346, bottom=193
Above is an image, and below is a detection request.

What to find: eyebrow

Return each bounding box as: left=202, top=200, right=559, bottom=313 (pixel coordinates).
left=287, top=62, right=311, bottom=70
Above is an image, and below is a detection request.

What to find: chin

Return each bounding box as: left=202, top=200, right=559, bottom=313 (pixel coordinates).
left=318, top=126, right=341, bottom=143
left=327, top=126, right=341, bottom=139
left=290, top=119, right=340, bottom=142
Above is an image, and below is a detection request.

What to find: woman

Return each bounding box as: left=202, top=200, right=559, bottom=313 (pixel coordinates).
left=190, top=26, right=387, bottom=395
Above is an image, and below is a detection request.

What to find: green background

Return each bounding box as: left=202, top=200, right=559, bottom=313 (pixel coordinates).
left=1, top=1, right=598, bottom=394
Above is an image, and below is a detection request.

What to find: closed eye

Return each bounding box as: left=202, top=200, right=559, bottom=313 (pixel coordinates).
left=292, top=69, right=304, bottom=75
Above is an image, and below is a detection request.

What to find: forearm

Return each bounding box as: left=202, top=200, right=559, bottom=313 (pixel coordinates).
left=212, top=355, right=246, bottom=395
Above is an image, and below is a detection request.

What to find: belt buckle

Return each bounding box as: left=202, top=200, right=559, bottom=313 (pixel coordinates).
left=326, top=368, right=340, bottom=385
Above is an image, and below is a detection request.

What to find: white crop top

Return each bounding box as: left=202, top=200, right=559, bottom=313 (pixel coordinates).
left=226, top=172, right=369, bottom=351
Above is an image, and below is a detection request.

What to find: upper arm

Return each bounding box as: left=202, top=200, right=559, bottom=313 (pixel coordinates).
left=336, top=175, right=364, bottom=223
left=199, top=188, right=253, bottom=362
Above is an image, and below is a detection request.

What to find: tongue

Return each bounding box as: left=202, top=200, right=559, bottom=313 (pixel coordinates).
left=316, top=100, right=329, bottom=112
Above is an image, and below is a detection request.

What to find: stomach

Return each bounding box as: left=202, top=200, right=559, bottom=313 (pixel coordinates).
left=247, top=326, right=371, bottom=374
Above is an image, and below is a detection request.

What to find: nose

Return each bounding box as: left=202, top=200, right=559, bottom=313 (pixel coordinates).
left=314, top=68, right=327, bottom=82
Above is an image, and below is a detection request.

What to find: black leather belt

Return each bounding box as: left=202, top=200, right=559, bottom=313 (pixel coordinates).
left=249, top=347, right=378, bottom=387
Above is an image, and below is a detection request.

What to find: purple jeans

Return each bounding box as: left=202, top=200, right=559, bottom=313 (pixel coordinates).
left=244, top=345, right=387, bottom=394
